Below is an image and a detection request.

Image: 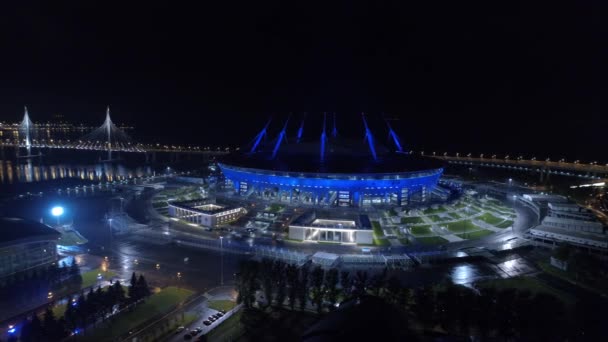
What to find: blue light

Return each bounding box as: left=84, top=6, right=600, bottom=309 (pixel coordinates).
left=271, top=116, right=290, bottom=159
left=250, top=119, right=272, bottom=154
left=51, top=206, right=64, bottom=217
left=362, top=114, right=378, bottom=161
left=8, top=328, right=16, bottom=334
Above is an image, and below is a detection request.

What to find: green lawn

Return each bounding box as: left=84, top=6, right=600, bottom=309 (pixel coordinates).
left=448, top=212, right=461, bottom=220
left=457, top=229, right=494, bottom=240
left=444, top=220, right=479, bottom=233
left=206, top=310, right=244, bottom=342
left=410, top=225, right=432, bottom=236
left=476, top=276, right=575, bottom=305
left=537, top=261, right=608, bottom=298
left=83, top=287, right=194, bottom=341
left=427, top=215, right=446, bottom=222
left=208, top=300, right=237, bottom=312
left=57, top=231, right=88, bottom=246
left=477, top=212, right=504, bottom=225
left=372, top=221, right=390, bottom=246
left=81, top=268, right=117, bottom=289
left=423, top=207, right=446, bottom=215
left=267, top=204, right=284, bottom=213
left=416, top=236, right=449, bottom=245
left=398, top=238, right=410, bottom=245
left=401, top=216, right=424, bottom=224
left=495, top=220, right=514, bottom=228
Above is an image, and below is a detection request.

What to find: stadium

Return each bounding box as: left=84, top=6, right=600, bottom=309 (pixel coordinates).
left=218, top=115, right=447, bottom=207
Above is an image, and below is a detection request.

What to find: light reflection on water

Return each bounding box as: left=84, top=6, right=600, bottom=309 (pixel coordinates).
left=0, top=159, right=153, bottom=185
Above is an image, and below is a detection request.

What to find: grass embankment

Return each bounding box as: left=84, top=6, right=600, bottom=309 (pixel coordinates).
left=477, top=212, right=504, bottom=225
left=208, top=300, right=237, bottom=312
left=457, top=229, right=494, bottom=240
left=448, top=212, right=461, bottom=220
left=416, top=236, right=449, bottom=245
left=428, top=215, right=447, bottom=222
left=371, top=221, right=390, bottom=246
left=476, top=276, right=575, bottom=306
left=83, top=286, right=194, bottom=341
left=537, top=261, right=608, bottom=297
left=57, top=231, right=88, bottom=246
left=423, top=207, right=446, bottom=214
left=495, top=220, right=514, bottom=228
left=410, top=225, right=432, bottom=236
left=444, top=220, right=479, bottom=233
left=81, top=268, right=117, bottom=289
left=267, top=204, right=285, bottom=213
left=206, top=310, right=243, bottom=342
left=401, top=216, right=424, bottom=225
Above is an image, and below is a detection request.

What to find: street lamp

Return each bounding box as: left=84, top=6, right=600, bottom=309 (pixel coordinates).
left=51, top=206, right=64, bottom=226
left=219, top=236, right=224, bottom=286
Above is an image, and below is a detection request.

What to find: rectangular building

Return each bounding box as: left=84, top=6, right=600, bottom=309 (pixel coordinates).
left=289, top=211, right=373, bottom=244
left=168, top=199, right=245, bottom=228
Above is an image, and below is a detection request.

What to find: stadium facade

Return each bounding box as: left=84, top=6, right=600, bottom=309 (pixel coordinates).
left=219, top=114, right=445, bottom=207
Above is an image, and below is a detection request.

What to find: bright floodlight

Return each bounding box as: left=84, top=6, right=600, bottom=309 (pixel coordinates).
left=51, top=206, right=64, bottom=217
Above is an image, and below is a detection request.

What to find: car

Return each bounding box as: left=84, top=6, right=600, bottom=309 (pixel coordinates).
left=208, top=316, right=216, bottom=322
left=203, top=320, right=211, bottom=326
left=195, top=327, right=203, bottom=333
left=219, top=310, right=226, bottom=314
left=190, top=330, right=199, bottom=335
left=183, top=333, right=192, bottom=340
left=176, top=326, right=185, bottom=333
left=216, top=312, right=224, bottom=317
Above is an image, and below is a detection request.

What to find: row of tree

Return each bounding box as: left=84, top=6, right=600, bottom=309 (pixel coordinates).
left=0, top=259, right=82, bottom=305
left=17, top=273, right=151, bottom=342
left=236, top=259, right=387, bottom=313
left=235, top=258, right=606, bottom=340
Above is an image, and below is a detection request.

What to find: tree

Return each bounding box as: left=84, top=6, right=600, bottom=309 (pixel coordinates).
left=43, top=306, right=65, bottom=340
left=30, top=315, right=43, bottom=342
left=128, top=272, right=138, bottom=301
left=298, top=264, right=310, bottom=311
left=310, top=266, right=325, bottom=313
left=369, top=268, right=387, bottom=297
left=340, top=270, right=350, bottom=298
left=113, top=280, right=126, bottom=304
left=396, top=287, right=412, bottom=312
left=137, top=275, right=151, bottom=298
left=352, top=271, right=368, bottom=298
left=286, top=264, right=299, bottom=310
left=324, top=268, right=339, bottom=309
left=69, top=259, right=82, bottom=286
left=20, top=318, right=32, bottom=342
left=475, top=287, right=496, bottom=340
left=384, top=276, right=401, bottom=305
left=273, top=261, right=287, bottom=307
left=260, top=259, right=274, bottom=308
left=413, top=286, right=436, bottom=329
left=75, top=292, right=88, bottom=330
left=64, top=297, right=77, bottom=330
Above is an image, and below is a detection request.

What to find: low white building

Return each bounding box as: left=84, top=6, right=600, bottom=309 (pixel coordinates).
left=289, top=211, right=373, bottom=245
left=541, top=216, right=604, bottom=234
left=530, top=226, right=608, bottom=249
left=168, top=200, right=245, bottom=228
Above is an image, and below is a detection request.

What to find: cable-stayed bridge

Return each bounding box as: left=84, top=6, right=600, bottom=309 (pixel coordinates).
left=1, top=107, right=231, bottom=160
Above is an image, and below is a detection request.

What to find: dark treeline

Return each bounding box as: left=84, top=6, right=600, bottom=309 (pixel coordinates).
left=16, top=272, right=150, bottom=342
left=0, top=260, right=82, bottom=306
left=235, top=258, right=605, bottom=340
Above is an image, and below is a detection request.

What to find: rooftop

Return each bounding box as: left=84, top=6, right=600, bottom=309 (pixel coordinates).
left=531, top=225, right=608, bottom=243
left=220, top=138, right=444, bottom=174
left=0, top=217, right=61, bottom=244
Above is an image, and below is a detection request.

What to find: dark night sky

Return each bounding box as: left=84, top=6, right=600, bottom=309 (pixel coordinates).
left=0, top=1, right=607, bottom=160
